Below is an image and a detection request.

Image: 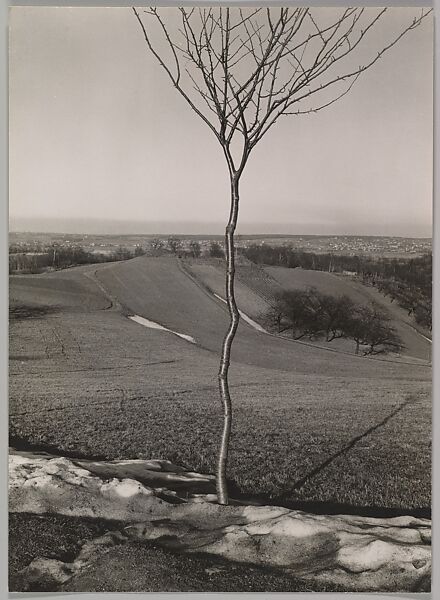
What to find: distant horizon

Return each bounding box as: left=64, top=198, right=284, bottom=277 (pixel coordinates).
left=8, top=217, right=432, bottom=240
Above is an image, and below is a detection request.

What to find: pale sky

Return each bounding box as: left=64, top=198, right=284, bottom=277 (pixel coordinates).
left=9, top=7, right=433, bottom=236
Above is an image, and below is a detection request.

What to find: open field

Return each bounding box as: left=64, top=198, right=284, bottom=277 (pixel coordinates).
left=9, top=256, right=431, bottom=512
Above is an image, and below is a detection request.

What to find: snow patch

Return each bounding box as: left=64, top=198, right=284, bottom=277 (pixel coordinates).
left=213, top=294, right=266, bottom=333
left=128, top=315, right=196, bottom=344
left=100, top=478, right=154, bottom=499
left=9, top=452, right=169, bottom=522
left=9, top=450, right=431, bottom=592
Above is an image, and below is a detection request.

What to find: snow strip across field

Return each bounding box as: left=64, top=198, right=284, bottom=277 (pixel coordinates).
left=213, top=294, right=266, bottom=333
left=9, top=450, right=431, bottom=593
left=128, top=315, right=196, bottom=344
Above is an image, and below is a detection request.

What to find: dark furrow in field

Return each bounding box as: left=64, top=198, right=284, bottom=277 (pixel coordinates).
left=83, top=269, right=120, bottom=311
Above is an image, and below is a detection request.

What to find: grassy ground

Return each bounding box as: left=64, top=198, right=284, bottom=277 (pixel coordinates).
left=9, top=268, right=110, bottom=311
left=9, top=257, right=431, bottom=511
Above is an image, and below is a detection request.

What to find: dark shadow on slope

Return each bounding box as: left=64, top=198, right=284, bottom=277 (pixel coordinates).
left=231, top=395, right=432, bottom=519
left=280, top=396, right=416, bottom=497
left=232, top=491, right=431, bottom=520
left=9, top=304, right=60, bottom=321
left=9, top=436, right=109, bottom=462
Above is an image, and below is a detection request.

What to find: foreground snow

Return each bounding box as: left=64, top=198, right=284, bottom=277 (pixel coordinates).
left=9, top=450, right=431, bottom=592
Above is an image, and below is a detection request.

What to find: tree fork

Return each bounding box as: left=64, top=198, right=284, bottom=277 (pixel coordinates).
left=217, top=175, right=240, bottom=505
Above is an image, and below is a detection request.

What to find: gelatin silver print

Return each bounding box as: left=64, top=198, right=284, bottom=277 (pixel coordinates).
left=9, top=5, right=433, bottom=593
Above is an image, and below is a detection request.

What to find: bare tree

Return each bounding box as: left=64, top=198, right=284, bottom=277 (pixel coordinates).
left=345, top=303, right=403, bottom=355
left=209, top=241, right=225, bottom=258
left=189, top=240, right=202, bottom=258
left=167, top=236, right=183, bottom=254
left=319, top=293, right=355, bottom=342
left=114, top=245, right=133, bottom=261
left=134, top=245, right=146, bottom=257
left=133, top=6, right=430, bottom=505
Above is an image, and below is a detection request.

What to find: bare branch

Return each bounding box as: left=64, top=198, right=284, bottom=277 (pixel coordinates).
left=133, top=6, right=432, bottom=171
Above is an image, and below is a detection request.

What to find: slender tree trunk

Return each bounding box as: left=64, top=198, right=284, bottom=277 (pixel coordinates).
left=217, top=174, right=240, bottom=505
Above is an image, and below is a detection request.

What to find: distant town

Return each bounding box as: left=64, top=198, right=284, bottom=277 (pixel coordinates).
left=9, top=231, right=432, bottom=259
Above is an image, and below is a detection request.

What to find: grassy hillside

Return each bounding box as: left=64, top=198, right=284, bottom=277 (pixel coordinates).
left=94, top=256, right=428, bottom=375
left=9, top=256, right=431, bottom=511
left=9, top=268, right=110, bottom=313
left=182, top=258, right=430, bottom=361
left=183, top=258, right=271, bottom=320
left=265, top=266, right=365, bottom=299
left=265, top=266, right=431, bottom=361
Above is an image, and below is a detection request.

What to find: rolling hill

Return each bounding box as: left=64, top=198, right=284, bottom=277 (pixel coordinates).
left=179, top=258, right=430, bottom=361
left=264, top=266, right=431, bottom=361
left=9, top=256, right=431, bottom=510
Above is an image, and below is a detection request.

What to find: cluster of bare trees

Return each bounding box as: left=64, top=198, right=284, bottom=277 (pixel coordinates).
left=243, top=244, right=431, bottom=282
left=9, top=244, right=145, bottom=274
left=264, top=287, right=403, bottom=355
left=9, top=245, right=100, bottom=274
left=149, top=237, right=225, bottom=258
left=209, top=241, right=225, bottom=258
left=377, top=278, right=431, bottom=330
left=8, top=237, right=228, bottom=273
